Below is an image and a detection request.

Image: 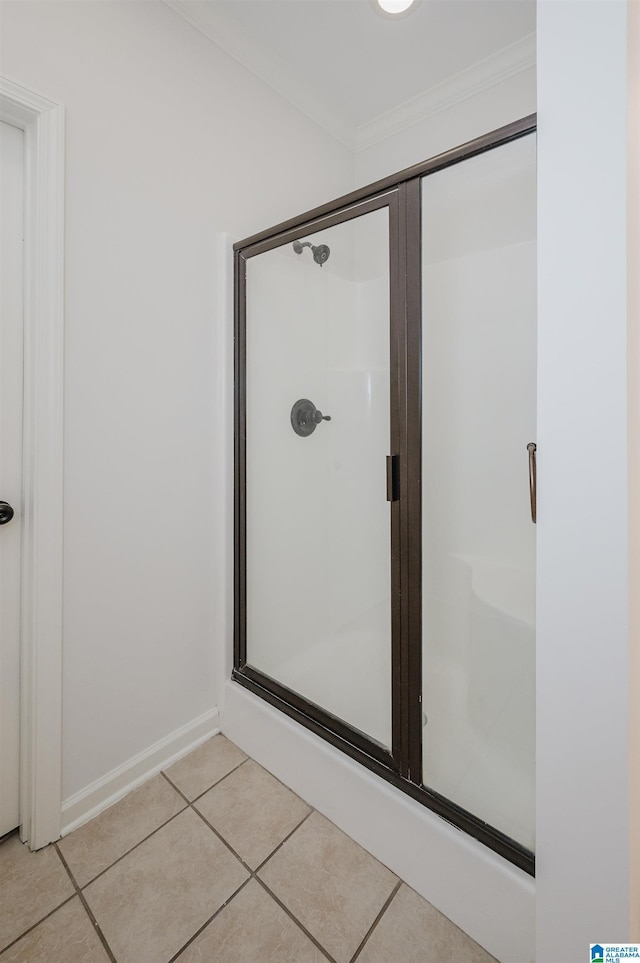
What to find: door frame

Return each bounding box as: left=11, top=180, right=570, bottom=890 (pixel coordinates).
left=234, top=190, right=405, bottom=775
left=0, top=77, right=65, bottom=850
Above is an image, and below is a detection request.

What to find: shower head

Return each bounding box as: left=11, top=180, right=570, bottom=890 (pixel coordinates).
left=292, top=240, right=331, bottom=267
left=312, top=244, right=330, bottom=266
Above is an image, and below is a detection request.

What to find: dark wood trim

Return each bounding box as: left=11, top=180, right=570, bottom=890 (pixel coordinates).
left=388, top=191, right=404, bottom=773
left=241, top=190, right=397, bottom=261
left=403, top=177, right=423, bottom=783
left=236, top=664, right=398, bottom=771
left=234, top=251, right=247, bottom=671
left=231, top=671, right=535, bottom=877
left=233, top=114, right=536, bottom=254
left=235, top=190, right=402, bottom=769
left=395, top=183, right=411, bottom=778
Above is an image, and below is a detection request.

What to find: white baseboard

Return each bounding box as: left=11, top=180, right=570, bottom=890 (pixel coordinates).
left=221, top=682, right=535, bottom=963
left=61, top=707, right=220, bottom=836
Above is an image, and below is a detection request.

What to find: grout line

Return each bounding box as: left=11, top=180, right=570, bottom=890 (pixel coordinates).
left=160, top=786, right=328, bottom=962
left=75, top=804, right=188, bottom=890
left=160, top=769, right=192, bottom=804
left=189, top=802, right=255, bottom=873
left=165, top=747, right=379, bottom=963
left=54, top=844, right=118, bottom=963
left=160, top=756, right=250, bottom=808
left=174, top=780, right=331, bottom=961
left=253, top=874, right=338, bottom=963
left=190, top=757, right=250, bottom=804
left=349, top=879, right=402, bottom=963
left=47, top=741, right=396, bottom=963
left=0, top=893, right=77, bottom=956
left=187, top=778, right=314, bottom=878
left=53, top=760, right=257, bottom=897
left=65, top=757, right=254, bottom=894
left=253, top=808, right=314, bottom=874
left=166, top=876, right=254, bottom=963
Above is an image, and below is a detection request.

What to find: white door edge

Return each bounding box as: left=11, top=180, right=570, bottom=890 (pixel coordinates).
left=0, top=77, right=64, bottom=850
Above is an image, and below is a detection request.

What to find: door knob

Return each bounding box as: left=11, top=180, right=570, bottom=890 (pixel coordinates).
left=0, top=501, right=15, bottom=525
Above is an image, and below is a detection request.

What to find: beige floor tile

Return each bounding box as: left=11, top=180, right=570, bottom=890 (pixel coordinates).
left=163, top=736, right=247, bottom=800
left=83, top=807, right=248, bottom=963
left=357, top=884, right=497, bottom=963
left=58, top=773, right=186, bottom=886
left=194, top=759, right=310, bottom=869
left=258, top=811, right=397, bottom=963
left=0, top=835, right=75, bottom=952
left=0, top=896, right=111, bottom=963
left=176, top=879, right=327, bottom=963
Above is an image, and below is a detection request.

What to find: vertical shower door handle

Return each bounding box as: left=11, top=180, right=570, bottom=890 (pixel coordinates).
left=386, top=455, right=400, bottom=502
left=527, top=443, right=537, bottom=524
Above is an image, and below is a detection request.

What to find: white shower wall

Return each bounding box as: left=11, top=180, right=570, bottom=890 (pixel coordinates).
left=245, top=209, right=392, bottom=746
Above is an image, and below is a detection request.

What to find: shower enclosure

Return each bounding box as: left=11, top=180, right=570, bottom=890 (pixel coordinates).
left=234, top=116, right=536, bottom=874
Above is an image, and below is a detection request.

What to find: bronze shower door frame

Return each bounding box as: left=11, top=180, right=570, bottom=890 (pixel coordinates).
left=233, top=114, right=537, bottom=877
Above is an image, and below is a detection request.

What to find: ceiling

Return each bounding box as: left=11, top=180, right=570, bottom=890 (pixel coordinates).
left=165, top=0, right=536, bottom=150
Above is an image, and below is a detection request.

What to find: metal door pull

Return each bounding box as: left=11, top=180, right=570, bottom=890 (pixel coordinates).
left=527, top=443, right=537, bottom=524
left=386, top=455, right=399, bottom=502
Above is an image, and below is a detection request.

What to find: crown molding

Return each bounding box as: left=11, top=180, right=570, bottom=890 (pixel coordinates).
left=162, top=0, right=355, bottom=149
left=163, top=2, right=535, bottom=159
left=354, top=33, right=536, bottom=153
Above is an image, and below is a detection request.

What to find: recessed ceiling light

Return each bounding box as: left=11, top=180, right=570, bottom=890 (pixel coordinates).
left=376, top=0, right=417, bottom=15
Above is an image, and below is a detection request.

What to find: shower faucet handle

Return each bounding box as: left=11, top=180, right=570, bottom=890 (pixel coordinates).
left=290, top=399, right=331, bottom=437
left=312, top=408, right=331, bottom=424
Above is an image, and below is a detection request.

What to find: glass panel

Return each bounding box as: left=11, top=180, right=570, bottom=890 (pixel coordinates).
left=421, top=135, right=536, bottom=849
left=245, top=206, right=392, bottom=748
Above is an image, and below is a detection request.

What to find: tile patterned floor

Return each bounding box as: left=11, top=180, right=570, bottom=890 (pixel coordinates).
left=0, top=736, right=497, bottom=962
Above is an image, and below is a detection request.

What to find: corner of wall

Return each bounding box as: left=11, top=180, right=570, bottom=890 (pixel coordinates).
left=354, top=62, right=536, bottom=188
left=537, top=1, right=630, bottom=957
left=214, top=232, right=237, bottom=718
left=60, top=708, right=220, bottom=837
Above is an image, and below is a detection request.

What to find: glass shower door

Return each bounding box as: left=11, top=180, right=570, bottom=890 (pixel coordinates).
left=421, top=133, right=536, bottom=850
left=239, top=198, right=395, bottom=752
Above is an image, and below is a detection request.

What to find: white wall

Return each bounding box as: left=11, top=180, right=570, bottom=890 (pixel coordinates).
left=354, top=65, right=536, bottom=188
left=536, top=2, right=631, bottom=959
left=0, top=0, right=353, bottom=807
